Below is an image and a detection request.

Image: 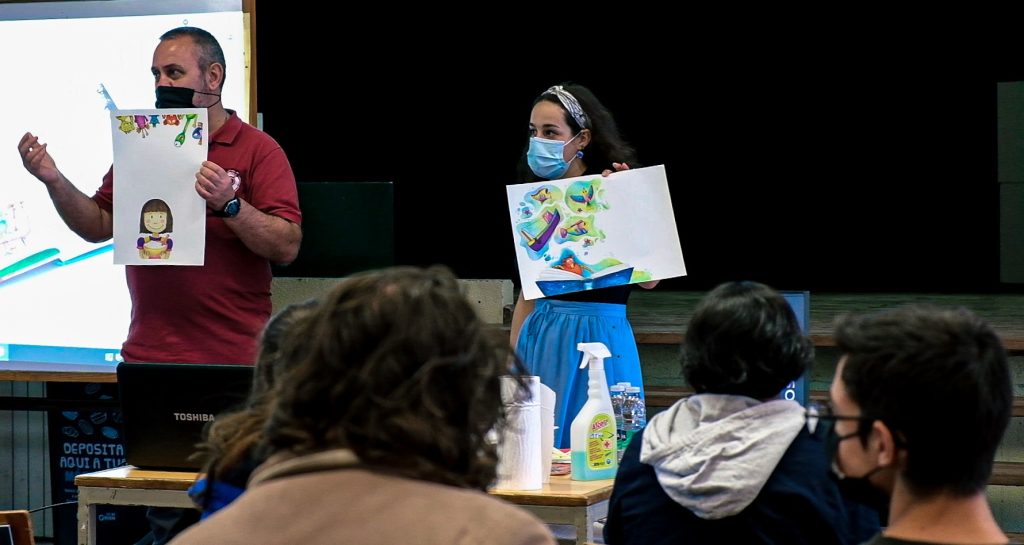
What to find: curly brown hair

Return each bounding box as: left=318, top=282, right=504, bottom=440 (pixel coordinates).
left=260, top=265, right=525, bottom=490
left=193, top=299, right=320, bottom=507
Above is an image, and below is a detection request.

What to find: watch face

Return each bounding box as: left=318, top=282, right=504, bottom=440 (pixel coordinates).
left=224, top=198, right=241, bottom=217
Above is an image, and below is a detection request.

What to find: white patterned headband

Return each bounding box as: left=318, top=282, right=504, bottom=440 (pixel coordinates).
left=544, top=85, right=590, bottom=129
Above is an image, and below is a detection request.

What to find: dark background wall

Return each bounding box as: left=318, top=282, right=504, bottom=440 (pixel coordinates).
left=254, top=11, right=1024, bottom=293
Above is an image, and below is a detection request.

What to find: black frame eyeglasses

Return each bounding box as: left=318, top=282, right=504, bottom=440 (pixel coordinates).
left=805, top=401, right=874, bottom=435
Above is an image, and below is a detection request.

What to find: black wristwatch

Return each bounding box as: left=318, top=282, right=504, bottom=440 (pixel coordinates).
left=214, top=197, right=241, bottom=218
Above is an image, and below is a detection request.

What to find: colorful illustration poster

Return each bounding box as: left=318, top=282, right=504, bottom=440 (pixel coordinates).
left=507, top=165, right=686, bottom=300
left=111, top=108, right=207, bottom=265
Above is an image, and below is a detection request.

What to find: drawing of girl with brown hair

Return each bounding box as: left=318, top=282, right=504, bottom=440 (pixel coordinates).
left=137, top=198, right=173, bottom=259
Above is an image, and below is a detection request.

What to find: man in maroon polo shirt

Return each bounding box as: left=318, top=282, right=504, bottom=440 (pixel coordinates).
left=17, top=26, right=301, bottom=544
left=16, top=26, right=301, bottom=366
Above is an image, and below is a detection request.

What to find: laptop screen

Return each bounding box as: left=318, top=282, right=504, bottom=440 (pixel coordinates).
left=116, top=362, right=254, bottom=471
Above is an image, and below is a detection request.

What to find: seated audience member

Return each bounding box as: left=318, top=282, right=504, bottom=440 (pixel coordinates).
left=604, top=281, right=880, bottom=545
left=170, top=266, right=555, bottom=545
left=188, top=299, right=320, bottom=518
left=828, top=305, right=1014, bottom=545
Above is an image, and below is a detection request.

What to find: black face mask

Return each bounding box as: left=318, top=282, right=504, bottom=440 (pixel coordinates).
left=155, top=86, right=221, bottom=109
left=825, top=421, right=891, bottom=514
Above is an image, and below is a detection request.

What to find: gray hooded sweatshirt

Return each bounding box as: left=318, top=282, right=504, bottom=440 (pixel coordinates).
left=639, top=393, right=807, bottom=520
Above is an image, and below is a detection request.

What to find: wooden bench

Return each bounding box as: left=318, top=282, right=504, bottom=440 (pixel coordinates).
left=625, top=291, right=1024, bottom=354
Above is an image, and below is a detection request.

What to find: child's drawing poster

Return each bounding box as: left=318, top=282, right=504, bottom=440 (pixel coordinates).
left=508, top=165, right=686, bottom=300
left=111, top=109, right=207, bottom=265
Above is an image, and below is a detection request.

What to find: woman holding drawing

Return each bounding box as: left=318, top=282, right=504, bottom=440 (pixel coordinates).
left=510, top=83, right=657, bottom=448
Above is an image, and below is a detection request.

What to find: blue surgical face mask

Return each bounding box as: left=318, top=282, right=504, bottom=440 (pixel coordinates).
left=527, top=133, right=581, bottom=179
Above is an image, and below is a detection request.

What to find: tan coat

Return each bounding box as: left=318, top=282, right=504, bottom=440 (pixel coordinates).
left=169, top=450, right=555, bottom=545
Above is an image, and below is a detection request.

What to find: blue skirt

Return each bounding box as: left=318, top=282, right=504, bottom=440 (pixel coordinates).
left=515, top=299, right=644, bottom=448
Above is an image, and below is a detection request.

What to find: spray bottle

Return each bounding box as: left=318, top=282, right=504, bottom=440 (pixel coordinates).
left=570, top=342, right=618, bottom=480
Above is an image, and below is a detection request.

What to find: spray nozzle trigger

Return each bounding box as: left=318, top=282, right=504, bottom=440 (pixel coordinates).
left=577, top=342, right=612, bottom=369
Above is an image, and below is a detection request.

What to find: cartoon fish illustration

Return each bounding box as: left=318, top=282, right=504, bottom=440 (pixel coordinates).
left=530, top=187, right=551, bottom=204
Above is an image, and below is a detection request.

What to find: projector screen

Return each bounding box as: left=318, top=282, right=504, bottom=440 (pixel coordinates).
left=0, top=0, right=251, bottom=368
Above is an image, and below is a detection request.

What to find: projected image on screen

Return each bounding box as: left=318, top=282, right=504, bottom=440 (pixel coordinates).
left=0, top=2, right=249, bottom=366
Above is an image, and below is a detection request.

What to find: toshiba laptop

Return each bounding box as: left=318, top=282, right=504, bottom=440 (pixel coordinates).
left=116, top=362, right=254, bottom=471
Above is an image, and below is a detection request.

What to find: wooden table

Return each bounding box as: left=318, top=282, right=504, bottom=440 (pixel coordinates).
left=491, top=477, right=614, bottom=545
left=0, top=362, right=118, bottom=412
left=0, top=361, right=117, bottom=384
left=75, top=467, right=196, bottom=545
left=75, top=467, right=613, bottom=545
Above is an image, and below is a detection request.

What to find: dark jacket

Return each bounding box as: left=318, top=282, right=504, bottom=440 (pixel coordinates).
left=604, top=418, right=880, bottom=545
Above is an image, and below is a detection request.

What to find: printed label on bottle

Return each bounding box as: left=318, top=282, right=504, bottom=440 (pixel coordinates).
left=586, top=413, right=616, bottom=470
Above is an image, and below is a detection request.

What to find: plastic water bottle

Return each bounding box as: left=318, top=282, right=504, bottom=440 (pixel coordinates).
left=619, top=387, right=647, bottom=453
left=621, top=389, right=636, bottom=451
left=610, top=384, right=626, bottom=461
left=626, top=386, right=646, bottom=429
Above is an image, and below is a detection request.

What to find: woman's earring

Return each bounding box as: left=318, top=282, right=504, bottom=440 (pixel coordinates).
left=576, top=148, right=585, bottom=159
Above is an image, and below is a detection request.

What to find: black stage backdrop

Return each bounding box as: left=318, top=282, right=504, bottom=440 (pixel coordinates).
left=254, top=11, right=1024, bottom=293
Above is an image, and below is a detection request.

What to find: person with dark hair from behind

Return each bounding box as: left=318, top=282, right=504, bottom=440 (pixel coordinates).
left=510, top=82, right=658, bottom=448
left=828, top=305, right=1014, bottom=545
left=187, top=299, right=320, bottom=519
left=604, top=281, right=880, bottom=545
left=169, top=266, right=556, bottom=545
